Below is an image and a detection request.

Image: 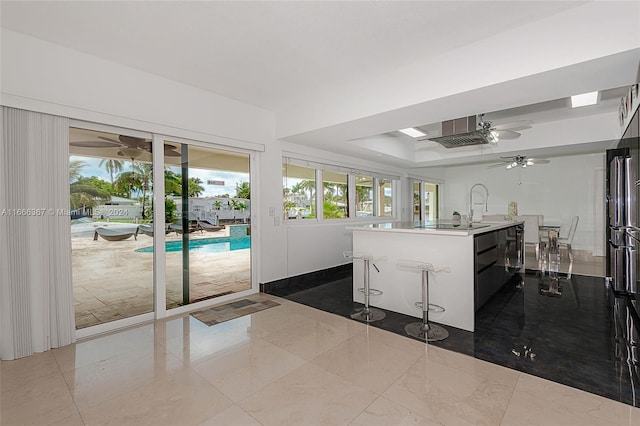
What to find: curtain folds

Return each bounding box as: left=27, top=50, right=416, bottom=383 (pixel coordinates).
left=0, top=107, right=75, bottom=360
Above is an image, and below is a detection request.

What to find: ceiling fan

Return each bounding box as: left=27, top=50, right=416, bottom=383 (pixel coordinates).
left=488, top=155, right=550, bottom=169
left=416, top=115, right=533, bottom=149
left=70, top=135, right=181, bottom=158
left=477, top=115, right=533, bottom=143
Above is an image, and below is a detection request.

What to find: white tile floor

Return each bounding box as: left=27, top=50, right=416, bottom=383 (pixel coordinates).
left=2, top=294, right=638, bottom=426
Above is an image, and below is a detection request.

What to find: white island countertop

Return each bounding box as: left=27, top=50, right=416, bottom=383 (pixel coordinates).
left=347, top=219, right=524, bottom=332
left=347, top=220, right=522, bottom=237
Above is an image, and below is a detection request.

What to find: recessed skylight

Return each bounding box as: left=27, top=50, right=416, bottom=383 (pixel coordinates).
left=399, top=127, right=426, bottom=138
left=570, top=91, right=598, bottom=108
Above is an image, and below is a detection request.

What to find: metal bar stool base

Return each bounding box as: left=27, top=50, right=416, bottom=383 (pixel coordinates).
left=405, top=322, right=449, bottom=342
left=351, top=307, right=386, bottom=323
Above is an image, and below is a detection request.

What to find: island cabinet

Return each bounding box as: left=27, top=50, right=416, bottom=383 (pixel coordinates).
left=347, top=221, right=523, bottom=332
left=474, top=225, right=523, bottom=311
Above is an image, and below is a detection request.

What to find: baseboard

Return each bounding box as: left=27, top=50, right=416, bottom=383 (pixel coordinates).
left=260, top=264, right=352, bottom=297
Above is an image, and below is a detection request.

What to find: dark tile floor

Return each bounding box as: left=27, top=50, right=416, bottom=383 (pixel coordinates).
left=267, top=270, right=640, bottom=407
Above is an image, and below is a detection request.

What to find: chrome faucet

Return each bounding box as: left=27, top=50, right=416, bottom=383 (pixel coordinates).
left=468, top=183, right=489, bottom=223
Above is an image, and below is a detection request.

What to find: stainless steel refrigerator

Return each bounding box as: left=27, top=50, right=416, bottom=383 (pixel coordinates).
left=606, top=106, right=640, bottom=404
left=607, top=153, right=638, bottom=299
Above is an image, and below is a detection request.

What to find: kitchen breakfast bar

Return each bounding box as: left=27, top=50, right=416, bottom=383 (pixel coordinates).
left=347, top=221, right=524, bottom=332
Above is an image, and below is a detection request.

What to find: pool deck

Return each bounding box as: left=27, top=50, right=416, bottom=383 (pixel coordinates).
left=72, top=226, right=251, bottom=329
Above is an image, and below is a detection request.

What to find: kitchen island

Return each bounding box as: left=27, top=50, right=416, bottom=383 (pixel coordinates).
left=347, top=221, right=523, bottom=332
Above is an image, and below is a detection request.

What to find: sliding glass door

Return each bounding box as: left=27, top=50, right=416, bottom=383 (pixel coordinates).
left=412, top=179, right=439, bottom=222
left=163, top=140, right=251, bottom=309
left=69, top=125, right=254, bottom=333
left=69, top=127, right=155, bottom=329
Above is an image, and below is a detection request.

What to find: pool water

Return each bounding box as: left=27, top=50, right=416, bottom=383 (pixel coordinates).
left=136, top=236, right=251, bottom=253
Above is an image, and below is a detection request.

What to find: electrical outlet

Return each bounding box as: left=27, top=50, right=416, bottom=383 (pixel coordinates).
left=269, top=207, right=275, bottom=216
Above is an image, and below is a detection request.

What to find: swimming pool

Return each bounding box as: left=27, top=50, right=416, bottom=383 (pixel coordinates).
left=136, top=236, right=251, bottom=253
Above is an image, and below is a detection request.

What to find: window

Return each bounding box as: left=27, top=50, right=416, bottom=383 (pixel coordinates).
left=283, top=158, right=398, bottom=221
left=283, top=163, right=316, bottom=219
left=355, top=175, right=373, bottom=217
left=323, top=170, right=349, bottom=219
left=378, top=178, right=393, bottom=217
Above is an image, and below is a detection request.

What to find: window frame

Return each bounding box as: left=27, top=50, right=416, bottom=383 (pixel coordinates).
left=282, top=157, right=399, bottom=225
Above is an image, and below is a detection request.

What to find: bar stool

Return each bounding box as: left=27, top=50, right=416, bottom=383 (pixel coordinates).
left=398, top=260, right=451, bottom=342
left=343, top=251, right=386, bottom=322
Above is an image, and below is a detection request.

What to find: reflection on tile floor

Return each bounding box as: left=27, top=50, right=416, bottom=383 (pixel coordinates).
left=72, top=227, right=250, bottom=329
left=274, top=262, right=640, bottom=408
left=2, top=294, right=639, bottom=425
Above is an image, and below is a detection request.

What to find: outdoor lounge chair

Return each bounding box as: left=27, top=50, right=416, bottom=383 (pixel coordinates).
left=197, top=220, right=225, bottom=232
left=139, top=224, right=172, bottom=237
left=93, top=226, right=138, bottom=241
left=169, top=223, right=200, bottom=235
left=138, top=224, right=154, bottom=237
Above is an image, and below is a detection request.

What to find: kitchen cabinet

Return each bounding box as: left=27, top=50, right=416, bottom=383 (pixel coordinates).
left=474, top=225, right=523, bottom=311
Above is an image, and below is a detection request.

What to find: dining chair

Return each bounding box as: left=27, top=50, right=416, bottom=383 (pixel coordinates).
left=558, top=216, right=579, bottom=278
left=515, top=215, right=541, bottom=261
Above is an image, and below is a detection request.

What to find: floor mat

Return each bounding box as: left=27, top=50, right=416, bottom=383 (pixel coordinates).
left=190, top=295, right=280, bottom=326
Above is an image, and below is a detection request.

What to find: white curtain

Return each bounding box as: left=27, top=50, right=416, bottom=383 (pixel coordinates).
left=0, top=107, right=75, bottom=360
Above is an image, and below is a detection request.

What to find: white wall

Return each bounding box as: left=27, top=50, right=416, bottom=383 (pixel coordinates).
left=1, top=29, right=413, bottom=285
left=441, top=153, right=605, bottom=254
left=1, top=29, right=273, bottom=145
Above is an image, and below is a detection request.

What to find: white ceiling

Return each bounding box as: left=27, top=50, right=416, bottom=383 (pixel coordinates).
left=2, top=1, right=640, bottom=169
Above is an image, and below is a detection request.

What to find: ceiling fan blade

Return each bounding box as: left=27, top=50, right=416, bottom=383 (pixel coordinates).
left=71, top=140, right=122, bottom=148
left=491, top=120, right=533, bottom=131
left=164, top=149, right=181, bottom=157
left=119, top=135, right=150, bottom=149
left=496, top=125, right=532, bottom=132
left=487, top=163, right=507, bottom=169
left=98, top=136, right=123, bottom=145
left=529, top=158, right=550, bottom=164
left=493, top=130, right=521, bottom=140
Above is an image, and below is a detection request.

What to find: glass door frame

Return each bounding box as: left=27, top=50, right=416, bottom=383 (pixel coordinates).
left=151, top=133, right=258, bottom=320
left=70, top=120, right=157, bottom=339
left=409, top=178, right=440, bottom=224
left=70, top=120, right=259, bottom=337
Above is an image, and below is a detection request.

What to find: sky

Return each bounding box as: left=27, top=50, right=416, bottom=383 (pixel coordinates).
left=72, top=156, right=249, bottom=198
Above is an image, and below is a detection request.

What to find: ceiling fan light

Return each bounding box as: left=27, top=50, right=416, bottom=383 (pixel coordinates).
left=526, top=160, right=534, bottom=166
left=119, top=147, right=143, bottom=159
left=398, top=127, right=426, bottom=138
left=488, top=131, right=498, bottom=144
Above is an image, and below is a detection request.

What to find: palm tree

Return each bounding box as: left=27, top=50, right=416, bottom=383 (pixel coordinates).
left=98, top=159, right=124, bottom=185
left=133, top=162, right=153, bottom=219
left=69, top=159, right=85, bottom=183
left=295, top=180, right=315, bottom=203
left=235, top=181, right=250, bottom=199
left=188, top=177, right=204, bottom=197
left=114, top=171, right=139, bottom=199
left=164, top=169, right=182, bottom=195
left=69, top=160, right=110, bottom=212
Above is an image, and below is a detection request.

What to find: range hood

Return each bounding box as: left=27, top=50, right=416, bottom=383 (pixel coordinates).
left=427, top=115, right=495, bottom=148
